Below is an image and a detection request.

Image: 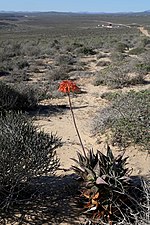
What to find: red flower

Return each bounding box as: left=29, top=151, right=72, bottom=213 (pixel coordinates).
left=58, top=80, right=80, bottom=93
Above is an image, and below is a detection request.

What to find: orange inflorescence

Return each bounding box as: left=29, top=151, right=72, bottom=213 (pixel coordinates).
left=58, top=80, right=80, bottom=93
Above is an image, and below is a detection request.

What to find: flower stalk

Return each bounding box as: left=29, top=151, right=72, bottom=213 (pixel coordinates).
left=58, top=80, right=86, bottom=158
left=67, top=92, right=86, bottom=158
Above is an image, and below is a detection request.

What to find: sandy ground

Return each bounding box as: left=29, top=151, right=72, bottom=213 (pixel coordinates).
left=35, top=73, right=150, bottom=177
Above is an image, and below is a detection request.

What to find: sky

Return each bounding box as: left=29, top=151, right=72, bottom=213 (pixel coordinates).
left=0, top=0, right=150, bottom=13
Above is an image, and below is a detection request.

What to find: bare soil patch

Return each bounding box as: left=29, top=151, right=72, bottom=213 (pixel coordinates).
left=139, top=26, right=150, bottom=37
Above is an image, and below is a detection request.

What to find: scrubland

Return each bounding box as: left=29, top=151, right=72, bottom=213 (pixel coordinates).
left=0, top=12, right=150, bottom=224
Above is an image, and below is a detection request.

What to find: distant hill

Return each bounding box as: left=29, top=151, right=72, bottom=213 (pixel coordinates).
left=143, top=10, right=150, bottom=13
left=0, top=10, right=150, bottom=15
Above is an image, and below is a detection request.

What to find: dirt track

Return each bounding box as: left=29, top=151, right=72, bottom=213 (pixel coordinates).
left=139, top=26, right=150, bottom=37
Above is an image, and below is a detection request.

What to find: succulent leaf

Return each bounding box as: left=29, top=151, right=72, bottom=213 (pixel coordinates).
left=96, top=177, right=108, bottom=185
left=93, top=161, right=101, bottom=177
left=107, top=145, right=114, bottom=161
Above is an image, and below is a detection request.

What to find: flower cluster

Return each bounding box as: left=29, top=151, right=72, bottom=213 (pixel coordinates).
left=58, top=80, right=80, bottom=93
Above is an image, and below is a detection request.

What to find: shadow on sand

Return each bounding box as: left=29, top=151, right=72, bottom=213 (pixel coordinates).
left=0, top=174, right=86, bottom=225
left=29, top=103, right=88, bottom=118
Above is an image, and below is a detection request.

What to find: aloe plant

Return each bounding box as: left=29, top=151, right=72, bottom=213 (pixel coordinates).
left=72, top=146, right=144, bottom=224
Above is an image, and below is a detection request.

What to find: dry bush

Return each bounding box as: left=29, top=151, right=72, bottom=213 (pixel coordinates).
left=128, top=47, right=146, bottom=55
left=100, top=91, right=122, bottom=101
left=110, top=51, right=128, bottom=63
left=0, top=81, right=39, bottom=111
left=41, top=81, right=64, bottom=99
left=93, top=62, right=145, bottom=89
left=135, top=52, right=150, bottom=75
left=114, top=42, right=129, bottom=53
left=55, top=54, right=76, bottom=66
left=0, top=111, right=61, bottom=211
left=47, top=66, right=70, bottom=81
left=93, top=90, right=150, bottom=151
left=75, top=46, right=96, bottom=55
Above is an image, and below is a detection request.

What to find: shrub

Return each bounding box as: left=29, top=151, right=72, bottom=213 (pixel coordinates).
left=100, top=91, right=122, bottom=101
left=115, top=42, right=129, bottom=53
left=93, top=90, right=150, bottom=151
left=17, top=60, right=30, bottom=70
left=2, top=42, right=21, bottom=58
left=140, top=37, right=150, bottom=47
left=76, top=47, right=96, bottom=55
left=94, top=64, right=145, bottom=89
left=47, top=66, right=70, bottom=81
left=128, top=47, right=146, bottom=55
left=0, top=81, right=38, bottom=111
left=72, top=42, right=83, bottom=48
left=39, top=81, right=64, bottom=99
left=0, top=111, right=60, bottom=210
left=136, top=63, right=150, bottom=75
left=55, top=54, right=76, bottom=66
left=21, top=41, right=41, bottom=56
left=110, top=51, right=127, bottom=63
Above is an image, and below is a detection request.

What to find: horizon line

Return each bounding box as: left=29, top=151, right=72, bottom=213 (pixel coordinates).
left=0, top=9, right=149, bottom=14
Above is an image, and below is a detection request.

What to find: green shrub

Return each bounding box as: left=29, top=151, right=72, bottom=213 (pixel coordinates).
left=77, top=46, right=96, bottom=55
left=140, top=37, right=150, bottom=47
left=111, top=51, right=127, bottom=63
left=2, top=42, right=21, bottom=58
left=100, top=91, right=122, bottom=101
left=115, top=42, right=129, bottom=53
left=17, top=60, right=30, bottom=70
left=93, top=90, right=150, bottom=151
left=72, top=42, right=83, bottom=48
left=0, top=81, right=38, bottom=111
left=0, top=111, right=60, bottom=210
left=94, top=63, right=145, bottom=89
left=21, top=41, right=41, bottom=56
left=136, top=63, right=150, bottom=75
left=129, top=47, right=146, bottom=55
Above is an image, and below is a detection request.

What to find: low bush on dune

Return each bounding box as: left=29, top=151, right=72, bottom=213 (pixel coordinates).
left=0, top=81, right=38, bottom=111
left=110, top=51, right=127, bottom=63
left=0, top=111, right=61, bottom=210
left=114, top=41, right=129, bottom=53
left=76, top=46, right=97, bottom=55
left=128, top=47, right=146, bottom=55
left=93, top=64, right=145, bottom=89
left=93, top=90, right=150, bottom=151
left=135, top=52, right=150, bottom=75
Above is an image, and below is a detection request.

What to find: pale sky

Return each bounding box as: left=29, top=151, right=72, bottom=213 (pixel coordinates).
left=0, top=0, right=150, bottom=13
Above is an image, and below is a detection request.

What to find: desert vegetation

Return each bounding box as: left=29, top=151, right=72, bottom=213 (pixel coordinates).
left=0, top=12, right=149, bottom=224
left=93, top=90, right=150, bottom=151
